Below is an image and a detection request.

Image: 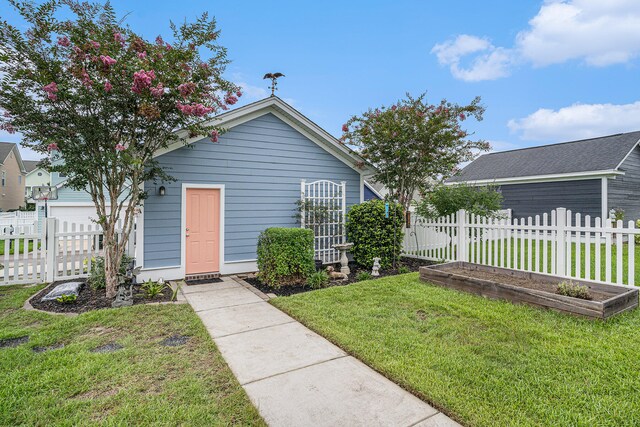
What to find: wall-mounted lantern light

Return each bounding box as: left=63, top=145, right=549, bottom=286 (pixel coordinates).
left=158, top=186, right=166, bottom=196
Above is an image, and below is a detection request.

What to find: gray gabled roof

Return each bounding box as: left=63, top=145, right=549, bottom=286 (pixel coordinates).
left=23, top=160, right=42, bottom=173
left=448, top=131, right=640, bottom=183
left=0, top=141, right=26, bottom=173
left=0, top=142, right=17, bottom=164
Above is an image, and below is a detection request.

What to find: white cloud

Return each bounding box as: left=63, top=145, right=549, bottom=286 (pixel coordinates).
left=517, top=0, right=640, bottom=66
left=432, top=0, right=640, bottom=80
left=431, top=35, right=512, bottom=82
left=235, top=81, right=269, bottom=100
left=508, top=101, right=640, bottom=141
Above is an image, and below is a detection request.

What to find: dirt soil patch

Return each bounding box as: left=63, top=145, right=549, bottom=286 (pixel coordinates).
left=30, top=279, right=174, bottom=314
left=246, top=257, right=436, bottom=297
left=160, top=335, right=190, bottom=347
left=445, top=267, right=611, bottom=302
left=0, top=335, right=29, bottom=348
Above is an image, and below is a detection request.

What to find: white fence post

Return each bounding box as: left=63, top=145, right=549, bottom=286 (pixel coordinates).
left=555, top=208, right=567, bottom=277
left=457, top=209, right=467, bottom=262
left=45, top=218, right=57, bottom=282
left=300, top=179, right=306, bottom=229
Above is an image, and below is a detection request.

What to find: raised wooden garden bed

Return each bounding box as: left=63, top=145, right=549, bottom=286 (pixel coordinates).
left=419, top=262, right=638, bottom=319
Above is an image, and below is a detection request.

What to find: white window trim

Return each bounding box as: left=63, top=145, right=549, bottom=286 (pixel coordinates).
left=180, top=183, right=226, bottom=278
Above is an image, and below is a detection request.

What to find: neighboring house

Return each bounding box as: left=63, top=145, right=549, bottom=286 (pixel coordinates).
left=24, top=160, right=50, bottom=201
left=0, top=142, right=27, bottom=211
left=364, top=181, right=383, bottom=201
left=447, top=131, right=640, bottom=223
left=137, top=96, right=374, bottom=281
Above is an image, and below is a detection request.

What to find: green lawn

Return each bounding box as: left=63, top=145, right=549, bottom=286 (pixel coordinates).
left=0, top=239, right=35, bottom=256
left=272, top=273, right=640, bottom=427
left=0, top=285, right=264, bottom=426
left=414, top=238, right=640, bottom=285
left=470, top=239, right=640, bottom=285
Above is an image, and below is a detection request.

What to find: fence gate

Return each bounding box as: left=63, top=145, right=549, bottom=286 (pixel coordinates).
left=300, top=180, right=346, bottom=264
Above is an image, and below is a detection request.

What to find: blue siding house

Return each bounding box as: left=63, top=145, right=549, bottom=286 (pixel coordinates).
left=138, top=97, right=373, bottom=281
left=447, top=131, right=640, bottom=224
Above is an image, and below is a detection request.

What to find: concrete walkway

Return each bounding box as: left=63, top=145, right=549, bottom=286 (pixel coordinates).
left=183, top=277, right=460, bottom=427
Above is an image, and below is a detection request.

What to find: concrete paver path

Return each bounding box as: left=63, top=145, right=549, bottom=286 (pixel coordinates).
left=183, top=277, right=460, bottom=427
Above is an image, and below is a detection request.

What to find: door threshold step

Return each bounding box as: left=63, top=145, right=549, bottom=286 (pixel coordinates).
left=185, top=272, right=221, bottom=282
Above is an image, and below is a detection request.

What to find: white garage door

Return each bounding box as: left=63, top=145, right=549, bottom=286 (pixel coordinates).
left=49, top=205, right=105, bottom=227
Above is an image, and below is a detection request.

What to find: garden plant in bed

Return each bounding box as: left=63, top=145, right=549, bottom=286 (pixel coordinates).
left=30, top=255, right=175, bottom=314
left=248, top=200, right=432, bottom=295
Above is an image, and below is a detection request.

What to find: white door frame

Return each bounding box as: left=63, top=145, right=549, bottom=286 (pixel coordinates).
left=181, top=183, right=225, bottom=277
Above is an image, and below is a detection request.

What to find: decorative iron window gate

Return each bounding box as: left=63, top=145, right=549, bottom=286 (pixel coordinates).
left=300, top=180, right=346, bottom=264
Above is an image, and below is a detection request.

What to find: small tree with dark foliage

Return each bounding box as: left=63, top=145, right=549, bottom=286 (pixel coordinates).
left=341, top=93, right=489, bottom=213
left=0, top=0, right=240, bottom=298
left=416, top=183, right=503, bottom=219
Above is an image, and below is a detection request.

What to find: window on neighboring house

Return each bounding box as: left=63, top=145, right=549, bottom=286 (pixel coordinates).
left=37, top=172, right=42, bottom=176
left=18, top=175, right=22, bottom=184
left=58, top=172, right=67, bottom=178
left=1, top=172, right=5, bottom=187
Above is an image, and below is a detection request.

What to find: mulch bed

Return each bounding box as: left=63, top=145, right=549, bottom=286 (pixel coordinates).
left=245, top=257, right=436, bottom=297
left=30, top=278, right=174, bottom=314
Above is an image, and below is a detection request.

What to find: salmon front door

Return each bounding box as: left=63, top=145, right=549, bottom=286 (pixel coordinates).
left=185, top=188, right=221, bottom=275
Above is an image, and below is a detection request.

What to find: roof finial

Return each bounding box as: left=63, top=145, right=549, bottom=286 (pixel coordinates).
left=263, top=72, right=285, bottom=96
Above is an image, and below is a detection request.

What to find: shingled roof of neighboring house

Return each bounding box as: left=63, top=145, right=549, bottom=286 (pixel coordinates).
left=23, top=160, right=42, bottom=173
left=448, top=131, right=640, bottom=183
left=0, top=141, right=27, bottom=173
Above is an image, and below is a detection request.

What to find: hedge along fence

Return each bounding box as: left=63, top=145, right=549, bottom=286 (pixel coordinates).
left=257, top=227, right=315, bottom=288
left=346, top=200, right=405, bottom=270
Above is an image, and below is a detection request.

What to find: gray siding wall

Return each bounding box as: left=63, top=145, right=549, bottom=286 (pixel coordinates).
left=608, top=146, right=640, bottom=222
left=143, top=113, right=361, bottom=269
left=498, top=179, right=602, bottom=224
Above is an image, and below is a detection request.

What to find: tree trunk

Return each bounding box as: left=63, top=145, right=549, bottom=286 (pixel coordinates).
left=104, top=224, right=122, bottom=299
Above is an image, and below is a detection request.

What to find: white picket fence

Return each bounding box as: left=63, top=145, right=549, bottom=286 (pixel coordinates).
left=0, top=217, right=134, bottom=286
left=403, top=207, right=639, bottom=287
left=0, top=211, right=38, bottom=235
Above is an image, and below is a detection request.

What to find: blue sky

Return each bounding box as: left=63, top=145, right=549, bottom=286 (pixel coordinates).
left=2, top=0, right=640, bottom=160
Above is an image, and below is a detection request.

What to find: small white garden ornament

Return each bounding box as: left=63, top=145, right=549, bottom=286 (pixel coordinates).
left=372, top=257, right=381, bottom=277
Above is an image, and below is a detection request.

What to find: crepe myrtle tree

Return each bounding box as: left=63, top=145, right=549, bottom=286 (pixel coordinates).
left=341, top=93, right=489, bottom=213
left=0, top=0, right=242, bottom=298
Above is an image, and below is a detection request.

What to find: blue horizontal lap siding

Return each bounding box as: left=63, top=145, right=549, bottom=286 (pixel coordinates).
left=143, top=113, right=361, bottom=269
left=498, top=179, right=602, bottom=225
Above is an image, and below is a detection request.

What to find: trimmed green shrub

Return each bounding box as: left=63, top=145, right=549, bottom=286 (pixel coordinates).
left=346, top=200, right=404, bottom=270
left=307, top=270, right=330, bottom=289
left=257, top=227, right=315, bottom=288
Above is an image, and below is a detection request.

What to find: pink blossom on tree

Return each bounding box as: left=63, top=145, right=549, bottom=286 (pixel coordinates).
left=113, top=32, right=125, bottom=45
left=43, top=82, right=58, bottom=100
left=177, top=82, right=196, bottom=97
left=47, top=143, right=58, bottom=152
left=57, top=36, right=70, bottom=47
left=131, top=69, right=156, bottom=93
left=137, top=51, right=147, bottom=59
left=104, top=81, right=113, bottom=92
left=210, top=130, right=219, bottom=142
left=115, top=143, right=125, bottom=151
left=224, top=93, right=238, bottom=105
left=150, top=83, right=164, bottom=98
left=99, top=55, right=117, bottom=67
